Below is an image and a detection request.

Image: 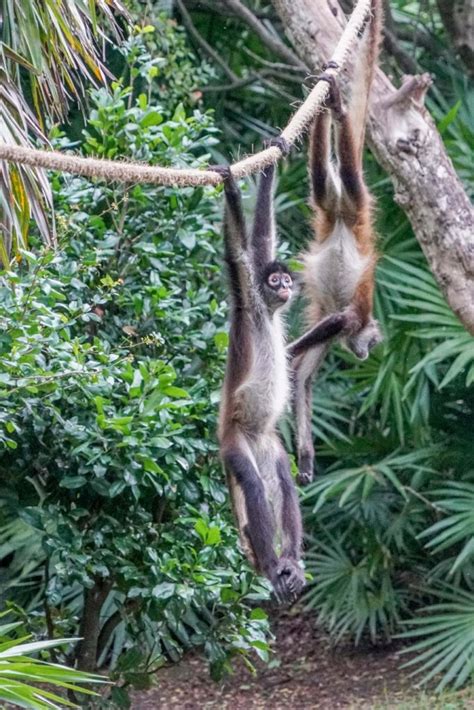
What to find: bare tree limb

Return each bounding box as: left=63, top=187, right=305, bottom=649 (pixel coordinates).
left=219, top=0, right=308, bottom=71
left=175, top=0, right=238, bottom=81
left=383, top=28, right=418, bottom=74
left=201, top=67, right=303, bottom=93
left=380, top=0, right=418, bottom=73
left=184, top=0, right=273, bottom=20
left=242, top=46, right=305, bottom=73
left=272, top=0, right=474, bottom=334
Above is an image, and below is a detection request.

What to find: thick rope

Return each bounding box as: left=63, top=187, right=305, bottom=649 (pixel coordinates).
left=0, top=0, right=372, bottom=186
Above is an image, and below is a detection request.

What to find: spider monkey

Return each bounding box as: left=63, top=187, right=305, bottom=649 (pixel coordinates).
left=213, top=149, right=305, bottom=603
left=289, top=0, right=383, bottom=485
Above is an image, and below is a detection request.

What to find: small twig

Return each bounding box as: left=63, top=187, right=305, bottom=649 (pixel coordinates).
left=242, top=46, right=306, bottom=73
left=201, top=66, right=301, bottom=93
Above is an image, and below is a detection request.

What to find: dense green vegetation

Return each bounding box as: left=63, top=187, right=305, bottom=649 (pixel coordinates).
left=0, top=0, right=473, bottom=705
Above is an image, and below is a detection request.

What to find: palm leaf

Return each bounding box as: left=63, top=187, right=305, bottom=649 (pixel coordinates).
left=419, top=483, right=474, bottom=574
left=400, top=583, right=474, bottom=691
left=0, top=0, right=128, bottom=258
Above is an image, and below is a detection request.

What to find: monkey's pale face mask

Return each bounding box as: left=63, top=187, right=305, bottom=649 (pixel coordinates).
left=261, top=262, right=294, bottom=312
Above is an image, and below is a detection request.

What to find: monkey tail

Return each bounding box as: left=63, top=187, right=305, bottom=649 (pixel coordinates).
left=348, top=0, right=383, bottom=161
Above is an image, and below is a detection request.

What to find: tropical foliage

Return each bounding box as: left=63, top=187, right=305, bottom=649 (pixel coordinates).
left=0, top=0, right=126, bottom=258
left=0, top=18, right=269, bottom=706
left=0, top=614, right=104, bottom=709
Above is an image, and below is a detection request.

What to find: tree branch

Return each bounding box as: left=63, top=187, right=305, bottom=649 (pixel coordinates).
left=201, top=66, right=303, bottom=93
left=175, top=0, right=238, bottom=81
left=219, top=0, right=307, bottom=71
left=383, top=28, right=419, bottom=74
left=272, top=0, right=474, bottom=334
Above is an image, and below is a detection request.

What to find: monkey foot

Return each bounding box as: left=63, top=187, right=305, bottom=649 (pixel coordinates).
left=347, top=320, right=383, bottom=360
left=297, top=452, right=314, bottom=486
left=297, top=470, right=313, bottom=486
left=264, top=135, right=290, bottom=156
left=317, top=72, right=344, bottom=121
left=272, top=557, right=306, bottom=605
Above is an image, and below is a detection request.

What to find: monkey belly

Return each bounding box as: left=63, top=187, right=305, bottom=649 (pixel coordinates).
left=303, top=222, right=370, bottom=312
left=234, top=320, right=290, bottom=432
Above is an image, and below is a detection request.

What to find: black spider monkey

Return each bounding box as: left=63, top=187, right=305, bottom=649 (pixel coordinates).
left=212, top=145, right=305, bottom=603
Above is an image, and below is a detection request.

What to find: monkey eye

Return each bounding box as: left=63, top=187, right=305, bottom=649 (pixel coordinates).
left=282, top=275, right=292, bottom=287
left=268, top=273, right=280, bottom=287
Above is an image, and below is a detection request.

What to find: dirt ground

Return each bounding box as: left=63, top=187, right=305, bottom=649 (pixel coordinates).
left=131, top=609, right=433, bottom=709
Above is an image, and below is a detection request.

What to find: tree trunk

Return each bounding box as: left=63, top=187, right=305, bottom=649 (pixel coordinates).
left=437, top=0, right=474, bottom=77
left=272, top=0, right=474, bottom=334
left=75, top=579, right=112, bottom=672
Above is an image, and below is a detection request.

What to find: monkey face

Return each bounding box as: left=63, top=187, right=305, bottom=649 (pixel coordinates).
left=261, top=261, right=294, bottom=311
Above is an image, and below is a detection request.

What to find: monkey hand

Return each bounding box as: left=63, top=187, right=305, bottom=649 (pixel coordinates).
left=297, top=469, right=313, bottom=487
left=272, top=557, right=306, bottom=604
left=209, top=164, right=238, bottom=191
left=317, top=72, right=344, bottom=121
left=264, top=136, right=291, bottom=156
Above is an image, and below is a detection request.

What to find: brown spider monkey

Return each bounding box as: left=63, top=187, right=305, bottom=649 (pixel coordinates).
left=213, top=146, right=305, bottom=603
left=288, top=0, right=383, bottom=485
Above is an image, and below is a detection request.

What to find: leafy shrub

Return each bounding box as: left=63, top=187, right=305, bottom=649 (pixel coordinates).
left=0, top=25, right=270, bottom=701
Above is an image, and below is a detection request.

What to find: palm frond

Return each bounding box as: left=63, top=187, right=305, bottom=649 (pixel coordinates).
left=419, top=482, right=474, bottom=574
left=400, top=583, right=474, bottom=691
left=0, top=0, right=128, bottom=258
left=303, top=449, right=436, bottom=513
left=379, top=257, right=474, bottom=389
left=304, top=534, right=401, bottom=643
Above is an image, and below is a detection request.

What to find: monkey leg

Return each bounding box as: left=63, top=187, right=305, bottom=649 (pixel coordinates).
left=309, top=102, right=338, bottom=213
left=346, top=317, right=382, bottom=360
left=271, top=447, right=306, bottom=603
left=222, top=442, right=280, bottom=581
left=287, top=312, right=346, bottom=359
left=292, top=344, right=330, bottom=485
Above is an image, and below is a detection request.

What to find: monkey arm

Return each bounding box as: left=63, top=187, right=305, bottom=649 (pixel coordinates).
left=251, top=162, right=277, bottom=273
left=219, top=168, right=249, bottom=259
left=213, top=166, right=256, bottom=307
left=287, top=311, right=347, bottom=358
